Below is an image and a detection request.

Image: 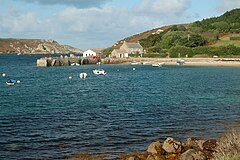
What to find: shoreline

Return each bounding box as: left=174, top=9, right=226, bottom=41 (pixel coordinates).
left=33, top=54, right=240, bottom=67
left=124, top=58, right=240, bottom=67
left=66, top=130, right=240, bottom=160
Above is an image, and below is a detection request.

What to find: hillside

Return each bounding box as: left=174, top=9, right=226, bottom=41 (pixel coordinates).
left=0, top=38, right=83, bottom=54
left=109, top=8, right=240, bottom=58
left=111, top=25, right=181, bottom=49
left=213, top=33, right=240, bottom=47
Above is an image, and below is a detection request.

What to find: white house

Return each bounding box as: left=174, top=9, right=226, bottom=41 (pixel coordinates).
left=83, top=49, right=97, bottom=58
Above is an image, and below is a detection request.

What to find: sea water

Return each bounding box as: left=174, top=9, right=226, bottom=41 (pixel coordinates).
left=0, top=54, right=240, bottom=159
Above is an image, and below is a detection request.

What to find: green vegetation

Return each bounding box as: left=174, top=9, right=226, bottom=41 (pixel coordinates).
left=230, top=36, right=240, bottom=41
left=103, top=47, right=113, bottom=57
left=213, top=35, right=240, bottom=47
left=139, top=8, right=240, bottom=58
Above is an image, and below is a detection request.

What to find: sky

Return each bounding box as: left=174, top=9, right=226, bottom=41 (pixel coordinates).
left=0, top=0, right=240, bottom=50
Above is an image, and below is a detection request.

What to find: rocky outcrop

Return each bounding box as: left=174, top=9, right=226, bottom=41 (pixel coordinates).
left=147, top=141, right=164, bottom=155
left=116, top=137, right=218, bottom=160
left=181, top=149, right=206, bottom=160
left=0, top=38, right=83, bottom=54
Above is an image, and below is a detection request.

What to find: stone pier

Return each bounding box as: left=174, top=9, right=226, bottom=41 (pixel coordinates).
left=36, top=56, right=132, bottom=67
left=36, top=57, right=98, bottom=67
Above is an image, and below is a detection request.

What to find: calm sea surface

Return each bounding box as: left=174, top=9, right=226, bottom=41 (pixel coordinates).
left=0, top=54, right=240, bottom=159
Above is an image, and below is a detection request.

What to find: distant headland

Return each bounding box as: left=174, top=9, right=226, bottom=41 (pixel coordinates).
left=0, top=38, right=83, bottom=54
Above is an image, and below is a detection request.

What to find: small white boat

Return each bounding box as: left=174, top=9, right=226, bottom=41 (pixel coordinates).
left=152, top=63, right=164, bottom=67
left=142, top=62, right=150, bottom=65
left=71, top=63, right=80, bottom=66
left=93, top=69, right=107, bottom=75
left=6, top=79, right=16, bottom=85
left=176, top=59, right=185, bottom=65
left=131, top=61, right=138, bottom=65
left=80, top=73, right=87, bottom=78
left=93, top=61, right=106, bottom=75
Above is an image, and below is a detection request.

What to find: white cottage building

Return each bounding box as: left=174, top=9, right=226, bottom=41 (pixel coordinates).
left=120, top=41, right=143, bottom=54
left=111, top=41, right=144, bottom=58
left=83, top=49, right=97, bottom=58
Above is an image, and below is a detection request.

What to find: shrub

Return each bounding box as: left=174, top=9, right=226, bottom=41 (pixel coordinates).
left=143, top=53, right=168, bottom=58
left=169, top=45, right=193, bottom=58
left=212, top=130, right=240, bottom=160
left=230, top=37, right=240, bottom=41
left=103, top=47, right=113, bottom=57
left=128, top=53, right=141, bottom=58
left=147, top=45, right=162, bottom=53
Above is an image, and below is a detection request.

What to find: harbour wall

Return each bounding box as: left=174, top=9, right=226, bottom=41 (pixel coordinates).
left=36, top=56, right=132, bottom=67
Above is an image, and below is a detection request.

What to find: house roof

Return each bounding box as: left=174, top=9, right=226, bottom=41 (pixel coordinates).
left=113, top=49, right=127, bottom=54
left=83, top=49, right=96, bottom=55
left=92, top=48, right=103, bottom=53
left=124, top=42, right=143, bottom=49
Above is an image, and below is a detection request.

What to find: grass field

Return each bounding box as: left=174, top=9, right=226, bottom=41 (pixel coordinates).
left=213, top=34, right=240, bottom=47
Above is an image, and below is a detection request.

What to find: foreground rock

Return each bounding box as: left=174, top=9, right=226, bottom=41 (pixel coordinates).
left=116, top=137, right=217, bottom=160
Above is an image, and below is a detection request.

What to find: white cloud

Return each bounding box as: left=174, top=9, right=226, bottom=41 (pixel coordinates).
left=0, top=0, right=196, bottom=49
left=20, top=0, right=111, bottom=8
left=0, top=12, right=41, bottom=33
left=52, top=5, right=171, bottom=49
left=218, top=0, right=240, bottom=12
left=52, top=7, right=143, bottom=48
left=133, top=0, right=191, bottom=18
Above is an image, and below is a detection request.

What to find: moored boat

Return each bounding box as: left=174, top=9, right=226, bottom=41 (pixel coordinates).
left=152, top=62, right=164, bottom=67
left=176, top=59, right=185, bottom=65
left=93, top=69, right=107, bottom=75
left=80, top=73, right=87, bottom=78
left=93, top=61, right=106, bottom=75
left=6, top=79, right=16, bottom=85
left=131, top=61, right=138, bottom=65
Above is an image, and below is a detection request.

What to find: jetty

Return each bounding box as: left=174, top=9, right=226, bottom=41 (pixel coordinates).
left=36, top=55, right=132, bottom=67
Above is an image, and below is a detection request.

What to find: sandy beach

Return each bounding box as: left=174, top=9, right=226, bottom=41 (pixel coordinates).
left=128, top=58, right=240, bottom=67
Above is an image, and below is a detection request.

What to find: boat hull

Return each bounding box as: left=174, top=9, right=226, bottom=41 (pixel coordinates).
left=80, top=73, right=87, bottom=78
left=93, top=69, right=106, bottom=75
left=152, top=63, right=164, bottom=67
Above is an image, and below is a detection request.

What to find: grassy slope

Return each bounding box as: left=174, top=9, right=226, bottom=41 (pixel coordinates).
left=213, top=34, right=240, bottom=47
left=112, top=25, right=182, bottom=49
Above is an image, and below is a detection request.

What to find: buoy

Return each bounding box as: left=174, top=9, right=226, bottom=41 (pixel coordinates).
left=80, top=73, right=87, bottom=79
left=68, top=76, right=72, bottom=80
left=16, top=80, right=21, bottom=84
left=2, top=73, right=6, bottom=77
left=133, top=68, right=136, bottom=71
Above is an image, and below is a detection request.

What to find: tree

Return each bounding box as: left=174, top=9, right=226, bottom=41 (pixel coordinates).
left=190, top=26, right=203, bottom=34
left=212, top=21, right=230, bottom=32
left=184, top=34, right=207, bottom=47
left=103, top=47, right=113, bottom=57
left=169, top=45, right=193, bottom=58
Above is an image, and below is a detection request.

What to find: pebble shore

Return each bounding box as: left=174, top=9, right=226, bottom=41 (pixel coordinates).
left=127, top=58, right=240, bottom=67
